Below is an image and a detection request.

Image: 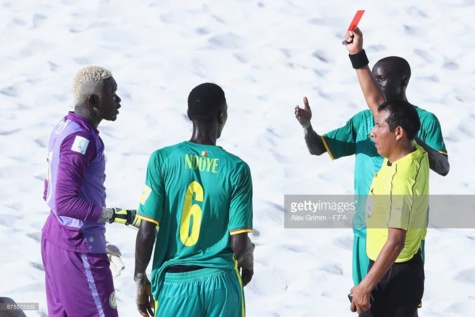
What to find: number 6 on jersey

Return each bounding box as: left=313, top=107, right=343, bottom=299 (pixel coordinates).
left=179, top=181, right=203, bottom=246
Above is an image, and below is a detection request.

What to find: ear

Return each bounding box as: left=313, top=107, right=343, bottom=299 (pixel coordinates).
left=88, top=94, right=101, bottom=116
left=218, top=102, right=228, bottom=124
left=88, top=94, right=99, bottom=108
left=218, top=111, right=225, bottom=124
left=401, top=76, right=409, bottom=89
left=395, top=126, right=405, bottom=141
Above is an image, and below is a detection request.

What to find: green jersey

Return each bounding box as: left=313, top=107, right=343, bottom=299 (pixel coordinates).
left=138, top=141, right=253, bottom=299
left=322, top=107, right=446, bottom=238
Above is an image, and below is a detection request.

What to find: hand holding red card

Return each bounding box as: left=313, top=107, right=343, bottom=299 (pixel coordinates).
left=342, top=10, right=365, bottom=45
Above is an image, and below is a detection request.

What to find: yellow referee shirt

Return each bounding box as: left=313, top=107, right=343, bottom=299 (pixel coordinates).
left=366, top=143, right=429, bottom=263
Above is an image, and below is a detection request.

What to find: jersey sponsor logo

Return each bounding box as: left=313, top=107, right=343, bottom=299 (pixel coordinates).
left=109, top=291, right=117, bottom=309
left=184, top=154, right=219, bottom=173
left=140, top=185, right=152, bottom=204
left=71, top=136, right=89, bottom=155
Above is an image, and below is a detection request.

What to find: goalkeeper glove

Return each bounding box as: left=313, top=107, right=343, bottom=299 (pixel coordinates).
left=109, top=208, right=141, bottom=228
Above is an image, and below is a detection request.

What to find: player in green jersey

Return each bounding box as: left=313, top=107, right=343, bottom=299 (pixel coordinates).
left=134, top=83, right=254, bottom=317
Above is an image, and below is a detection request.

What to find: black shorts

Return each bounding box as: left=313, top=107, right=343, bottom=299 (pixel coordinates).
left=360, top=249, right=424, bottom=317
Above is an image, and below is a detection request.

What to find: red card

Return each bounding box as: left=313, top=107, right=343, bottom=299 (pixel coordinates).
left=347, top=10, right=365, bottom=31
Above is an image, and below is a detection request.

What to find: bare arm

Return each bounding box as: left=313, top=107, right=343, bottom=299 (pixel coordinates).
left=231, top=232, right=254, bottom=286
left=344, top=27, right=385, bottom=117
left=415, top=137, right=450, bottom=176
left=134, top=220, right=157, bottom=317
left=350, top=228, right=406, bottom=314
left=294, top=97, right=327, bottom=155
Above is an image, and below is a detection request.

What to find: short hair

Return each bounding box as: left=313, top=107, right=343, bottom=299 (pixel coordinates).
left=72, top=66, right=112, bottom=105
left=187, top=83, right=226, bottom=122
left=374, top=56, right=411, bottom=83
left=378, top=100, right=421, bottom=140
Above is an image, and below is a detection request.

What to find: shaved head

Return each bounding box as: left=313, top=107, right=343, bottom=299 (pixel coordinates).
left=372, top=56, right=411, bottom=102
left=374, top=56, right=411, bottom=83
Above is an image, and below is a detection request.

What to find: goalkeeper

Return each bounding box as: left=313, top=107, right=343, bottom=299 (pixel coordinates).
left=41, top=66, right=139, bottom=317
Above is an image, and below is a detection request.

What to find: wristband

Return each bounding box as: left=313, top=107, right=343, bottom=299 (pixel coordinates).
left=349, top=49, right=369, bottom=69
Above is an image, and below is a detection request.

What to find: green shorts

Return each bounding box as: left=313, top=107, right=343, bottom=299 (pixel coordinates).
left=156, top=267, right=245, bottom=317
left=352, top=235, right=370, bottom=286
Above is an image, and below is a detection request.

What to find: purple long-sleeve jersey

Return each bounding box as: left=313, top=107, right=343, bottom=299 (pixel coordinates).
left=42, top=112, right=107, bottom=253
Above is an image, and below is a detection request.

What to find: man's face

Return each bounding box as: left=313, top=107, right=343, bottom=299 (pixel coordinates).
left=98, top=77, right=121, bottom=121
left=372, top=63, right=403, bottom=101
left=370, top=110, right=396, bottom=158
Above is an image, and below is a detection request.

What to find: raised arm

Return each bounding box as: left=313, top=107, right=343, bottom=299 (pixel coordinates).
left=344, top=27, right=385, bottom=117
left=294, top=97, right=327, bottom=155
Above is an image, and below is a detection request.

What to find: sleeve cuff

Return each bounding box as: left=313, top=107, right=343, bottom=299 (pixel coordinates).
left=229, top=228, right=253, bottom=235
left=137, top=214, right=160, bottom=226
left=321, top=135, right=335, bottom=160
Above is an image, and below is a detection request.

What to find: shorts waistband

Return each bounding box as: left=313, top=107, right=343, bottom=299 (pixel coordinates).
left=166, top=265, right=205, bottom=273
left=164, top=268, right=231, bottom=282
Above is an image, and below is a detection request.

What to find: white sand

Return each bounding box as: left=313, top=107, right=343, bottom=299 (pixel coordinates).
left=1, top=1, right=474, bottom=316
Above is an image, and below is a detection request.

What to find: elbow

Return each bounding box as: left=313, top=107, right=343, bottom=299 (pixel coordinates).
left=308, top=142, right=326, bottom=156
left=388, top=235, right=405, bottom=254
left=392, top=238, right=405, bottom=255
left=396, top=240, right=405, bottom=253
left=309, top=148, right=324, bottom=156
left=435, top=162, right=450, bottom=177
left=442, top=162, right=450, bottom=176
left=440, top=169, right=449, bottom=177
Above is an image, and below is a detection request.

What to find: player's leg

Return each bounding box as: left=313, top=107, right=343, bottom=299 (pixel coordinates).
left=359, top=260, right=389, bottom=317
left=41, top=236, right=67, bottom=317
left=44, top=244, right=117, bottom=317
left=80, top=253, right=118, bottom=317
left=416, top=240, right=424, bottom=317
left=352, top=235, right=370, bottom=286
left=383, top=252, right=424, bottom=317
left=205, top=268, right=243, bottom=317
left=420, top=239, right=425, bottom=264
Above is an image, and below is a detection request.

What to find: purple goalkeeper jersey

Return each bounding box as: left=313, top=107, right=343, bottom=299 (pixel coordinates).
left=42, top=112, right=107, bottom=253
